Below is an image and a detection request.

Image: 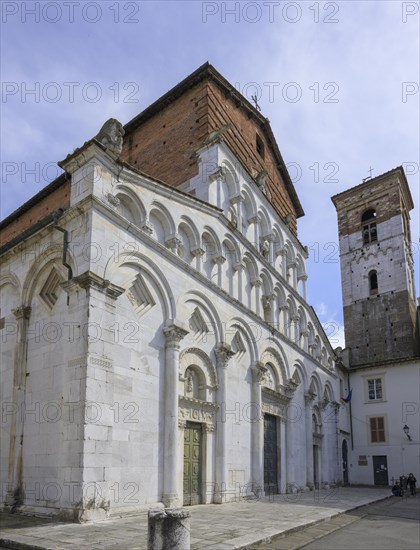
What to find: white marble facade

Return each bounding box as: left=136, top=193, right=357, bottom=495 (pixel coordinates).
left=0, top=137, right=344, bottom=520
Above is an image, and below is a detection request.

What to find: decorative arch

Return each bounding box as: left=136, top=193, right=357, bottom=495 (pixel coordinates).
left=22, top=245, right=76, bottom=306
left=103, top=252, right=175, bottom=320
left=179, top=347, right=218, bottom=390
left=323, top=380, right=334, bottom=403
left=178, top=290, right=223, bottom=344
left=309, top=371, right=322, bottom=397
left=220, top=160, right=240, bottom=198
left=149, top=201, right=176, bottom=244
left=115, top=185, right=146, bottom=224
left=258, top=206, right=271, bottom=238
left=291, top=360, right=307, bottom=388
left=260, top=345, right=289, bottom=384
left=226, top=317, right=258, bottom=364
left=0, top=272, right=22, bottom=295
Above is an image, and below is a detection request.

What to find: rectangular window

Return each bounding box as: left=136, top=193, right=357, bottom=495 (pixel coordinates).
left=368, top=378, right=382, bottom=400
left=370, top=417, right=385, bottom=443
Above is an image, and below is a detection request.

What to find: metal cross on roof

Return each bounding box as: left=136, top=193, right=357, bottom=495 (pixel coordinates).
left=362, top=166, right=374, bottom=182
left=251, top=94, right=261, bottom=112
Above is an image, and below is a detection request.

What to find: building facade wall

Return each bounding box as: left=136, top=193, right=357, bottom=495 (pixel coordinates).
left=1, top=139, right=343, bottom=520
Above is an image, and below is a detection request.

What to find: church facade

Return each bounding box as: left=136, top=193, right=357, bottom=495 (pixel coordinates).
left=1, top=64, right=349, bottom=520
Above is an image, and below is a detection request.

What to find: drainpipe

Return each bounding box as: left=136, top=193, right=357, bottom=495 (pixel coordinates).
left=53, top=210, right=72, bottom=305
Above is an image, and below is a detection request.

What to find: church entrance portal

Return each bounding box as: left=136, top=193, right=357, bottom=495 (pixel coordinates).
left=183, top=422, right=202, bottom=505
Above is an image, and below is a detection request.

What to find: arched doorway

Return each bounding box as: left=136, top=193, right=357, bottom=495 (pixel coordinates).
left=342, top=440, right=349, bottom=485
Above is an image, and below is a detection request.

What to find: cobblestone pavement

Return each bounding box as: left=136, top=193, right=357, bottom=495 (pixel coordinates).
left=0, top=487, right=390, bottom=550
left=255, top=493, right=420, bottom=549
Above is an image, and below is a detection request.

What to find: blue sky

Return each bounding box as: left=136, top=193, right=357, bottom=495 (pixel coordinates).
left=1, top=0, right=419, bottom=347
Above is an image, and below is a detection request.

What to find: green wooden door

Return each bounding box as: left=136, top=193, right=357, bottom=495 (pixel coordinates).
left=183, top=423, right=202, bottom=505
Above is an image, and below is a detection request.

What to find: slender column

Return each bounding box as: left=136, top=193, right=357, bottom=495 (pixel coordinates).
left=191, top=247, right=204, bottom=273
left=301, top=329, right=309, bottom=352
left=299, top=274, right=308, bottom=300
left=285, top=414, right=296, bottom=493
left=233, top=263, right=244, bottom=302
left=304, top=392, right=315, bottom=490
left=214, top=343, right=234, bottom=503
left=248, top=215, right=260, bottom=249
left=280, top=419, right=287, bottom=493
left=251, top=361, right=267, bottom=497
left=262, top=293, right=276, bottom=324
left=162, top=323, right=189, bottom=507
left=6, top=305, right=31, bottom=508
left=251, top=278, right=262, bottom=316
left=213, top=255, right=226, bottom=288
left=291, top=315, right=300, bottom=344
left=279, top=304, right=289, bottom=335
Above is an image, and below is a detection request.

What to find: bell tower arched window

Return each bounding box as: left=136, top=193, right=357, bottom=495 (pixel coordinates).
left=362, top=209, right=377, bottom=244
left=369, top=270, right=378, bottom=295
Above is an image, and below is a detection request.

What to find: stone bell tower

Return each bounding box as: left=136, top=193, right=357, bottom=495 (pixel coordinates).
left=332, top=167, right=418, bottom=366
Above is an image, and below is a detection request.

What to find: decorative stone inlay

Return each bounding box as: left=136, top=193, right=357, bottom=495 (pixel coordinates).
left=178, top=395, right=218, bottom=430
left=188, top=307, right=209, bottom=341
left=39, top=268, right=62, bottom=309
left=231, top=331, right=246, bottom=358
left=164, top=323, right=189, bottom=349
left=126, top=274, right=155, bottom=315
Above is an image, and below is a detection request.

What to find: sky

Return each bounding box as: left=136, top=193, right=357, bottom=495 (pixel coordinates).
left=1, top=0, right=419, bottom=348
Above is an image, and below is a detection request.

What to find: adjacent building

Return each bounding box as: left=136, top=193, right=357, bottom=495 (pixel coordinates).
left=332, top=168, right=420, bottom=486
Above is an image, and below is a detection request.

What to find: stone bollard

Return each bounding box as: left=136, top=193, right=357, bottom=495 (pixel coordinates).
left=148, top=508, right=190, bottom=550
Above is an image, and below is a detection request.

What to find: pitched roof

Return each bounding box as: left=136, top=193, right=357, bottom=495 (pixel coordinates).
left=124, top=62, right=304, bottom=218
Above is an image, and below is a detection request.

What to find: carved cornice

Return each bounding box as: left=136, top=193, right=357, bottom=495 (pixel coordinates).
left=62, top=271, right=125, bottom=299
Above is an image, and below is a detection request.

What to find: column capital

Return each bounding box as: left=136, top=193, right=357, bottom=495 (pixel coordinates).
left=251, top=278, right=262, bottom=289
left=12, top=305, right=31, bottom=320
left=298, top=274, right=308, bottom=282
left=213, top=255, right=226, bottom=265
left=215, top=342, right=234, bottom=368
left=262, top=294, right=276, bottom=310
left=191, top=247, right=205, bottom=258
left=141, top=220, right=153, bottom=235
left=304, top=391, right=317, bottom=405
left=252, top=361, right=268, bottom=385
left=248, top=214, right=260, bottom=225
left=230, top=194, right=243, bottom=205
left=165, top=234, right=182, bottom=251
left=163, top=322, right=189, bottom=349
